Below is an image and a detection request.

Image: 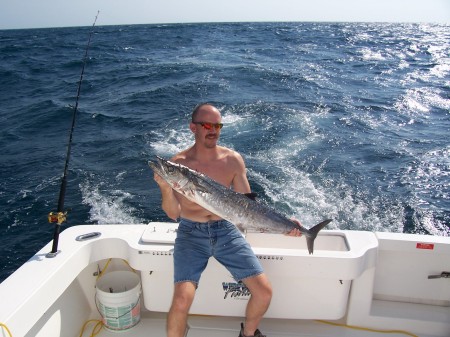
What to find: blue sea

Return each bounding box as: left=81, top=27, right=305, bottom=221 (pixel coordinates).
left=1, top=22, right=449, bottom=282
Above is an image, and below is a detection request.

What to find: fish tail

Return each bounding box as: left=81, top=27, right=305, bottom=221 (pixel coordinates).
left=305, top=219, right=332, bottom=254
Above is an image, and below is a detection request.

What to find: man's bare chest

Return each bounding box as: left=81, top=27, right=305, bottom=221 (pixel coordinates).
left=189, top=163, right=234, bottom=188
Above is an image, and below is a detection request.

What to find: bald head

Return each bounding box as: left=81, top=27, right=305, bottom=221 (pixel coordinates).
left=192, top=103, right=221, bottom=122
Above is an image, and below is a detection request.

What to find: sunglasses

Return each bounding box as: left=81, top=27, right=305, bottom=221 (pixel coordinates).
left=192, top=122, right=223, bottom=130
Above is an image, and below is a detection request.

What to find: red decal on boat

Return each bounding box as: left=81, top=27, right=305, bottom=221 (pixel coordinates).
left=416, top=243, right=434, bottom=250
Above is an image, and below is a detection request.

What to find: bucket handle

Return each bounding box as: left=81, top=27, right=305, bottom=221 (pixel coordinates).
left=96, top=258, right=137, bottom=281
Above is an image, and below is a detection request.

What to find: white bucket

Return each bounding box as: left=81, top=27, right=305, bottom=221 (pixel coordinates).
left=96, top=271, right=141, bottom=331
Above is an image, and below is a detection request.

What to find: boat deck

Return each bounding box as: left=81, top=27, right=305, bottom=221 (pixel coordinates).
left=84, top=311, right=419, bottom=337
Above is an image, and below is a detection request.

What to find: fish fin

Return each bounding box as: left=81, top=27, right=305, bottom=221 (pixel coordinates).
left=305, top=219, right=332, bottom=254
left=235, top=223, right=246, bottom=233
left=244, top=192, right=258, bottom=200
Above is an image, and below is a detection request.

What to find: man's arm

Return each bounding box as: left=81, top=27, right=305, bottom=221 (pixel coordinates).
left=154, top=173, right=180, bottom=221
left=231, top=152, right=252, bottom=194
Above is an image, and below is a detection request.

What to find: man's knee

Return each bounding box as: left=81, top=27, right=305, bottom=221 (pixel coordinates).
left=170, top=296, right=191, bottom=313
left=170, top=282, right=196, bottom=313
left=260, top=282, right=272, bottom=302
left=244, top=274, right=272, bottom=301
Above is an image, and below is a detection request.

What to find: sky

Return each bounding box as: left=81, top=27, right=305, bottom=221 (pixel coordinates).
left=0, top=0, right=449, bottom=30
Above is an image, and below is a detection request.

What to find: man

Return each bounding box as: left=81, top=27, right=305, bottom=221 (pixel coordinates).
left=154, top=103, right=301, bottom=337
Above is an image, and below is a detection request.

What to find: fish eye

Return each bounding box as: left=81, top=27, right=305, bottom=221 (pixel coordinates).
left=167, top=166, right=174, bottom=173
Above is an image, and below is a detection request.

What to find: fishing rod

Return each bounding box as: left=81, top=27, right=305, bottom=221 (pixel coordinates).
left=47, top=11, right=100, bottom=258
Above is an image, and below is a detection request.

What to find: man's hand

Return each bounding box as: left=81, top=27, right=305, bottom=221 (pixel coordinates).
left=154, top=173, right=170, bottom=189
left=286, top=218, right=303, bottom=237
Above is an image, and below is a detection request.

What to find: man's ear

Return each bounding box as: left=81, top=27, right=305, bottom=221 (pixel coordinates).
left=189, top=122, right=196, bottom=133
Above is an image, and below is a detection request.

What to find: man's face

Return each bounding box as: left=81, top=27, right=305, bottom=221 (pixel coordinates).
left=191, top=106, right=222, bottom=148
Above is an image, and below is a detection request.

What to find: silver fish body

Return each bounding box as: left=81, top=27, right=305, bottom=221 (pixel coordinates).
left=149, top=156, right=331, bottom=254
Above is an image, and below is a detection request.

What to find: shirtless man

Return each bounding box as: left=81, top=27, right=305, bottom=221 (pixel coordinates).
left=154, top=103, right=301, bottom=337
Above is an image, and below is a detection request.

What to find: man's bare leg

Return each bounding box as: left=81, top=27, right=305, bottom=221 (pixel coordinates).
left=241, top=273, right=272, bottom=336
left=167, top=282, right=196, bottom=337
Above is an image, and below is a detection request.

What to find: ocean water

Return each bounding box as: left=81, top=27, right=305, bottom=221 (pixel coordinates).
left=0, top=22, right=449, bottom=282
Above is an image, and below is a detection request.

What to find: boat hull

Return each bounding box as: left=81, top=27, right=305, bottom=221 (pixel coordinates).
left=0, top=223, right=449, bottom=337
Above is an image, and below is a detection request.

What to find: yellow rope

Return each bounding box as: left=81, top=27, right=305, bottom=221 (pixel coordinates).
left=96, top=258, right=112, bottom=280
left=96, top=258, right=136, bottom=281
left=122, top=259, right=137, bottom=273
left=78, top=319, right=103, bottom=337
left=0, top=323, right=12, bottom=337
left=90, top=320, right=103, bottom=337
left=316, top=320, right=419, bottom=337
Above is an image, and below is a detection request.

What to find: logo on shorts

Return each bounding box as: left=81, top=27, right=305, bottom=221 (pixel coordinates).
left=222, top=281, right=250, bottom=300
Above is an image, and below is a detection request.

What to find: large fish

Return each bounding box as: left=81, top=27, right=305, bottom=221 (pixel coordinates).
left=149, top=156, right=331, bottom=254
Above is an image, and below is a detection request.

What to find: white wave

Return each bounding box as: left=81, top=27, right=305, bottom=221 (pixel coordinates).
left=247, top=156, right=404, bottom=233
left=419, top=210, right=449, bottom=237
left=18, top=189, right=32, bottom=199
left=149, top=128, right=193, bottom=157
left=395, top=87, right=450, bottom=115
left=115, top=171, right=127, bottom=182
left=430, top=63, right=450, bottom=78
left=80, top=180, right=142, bottom=224
left=360, top=47, right=385, bottom=61
left=222, top=110, right=246, bottom=124
left=34, top=174, right=60, bottom=192
left=244, top=102, right=405, bottom=233
left=398, top=60, right=409, bottom=70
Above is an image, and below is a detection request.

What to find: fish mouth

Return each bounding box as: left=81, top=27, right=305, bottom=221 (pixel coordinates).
left=148, top=156, right=165, bottom=176
left=149, top=156, right=177, bottom=177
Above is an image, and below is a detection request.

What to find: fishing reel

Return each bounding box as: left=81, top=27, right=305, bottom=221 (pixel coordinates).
left=48, top=211, right=67, bottom=225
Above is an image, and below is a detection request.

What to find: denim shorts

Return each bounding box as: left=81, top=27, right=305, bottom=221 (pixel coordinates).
left=173, top=218, right=264, bottom=285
